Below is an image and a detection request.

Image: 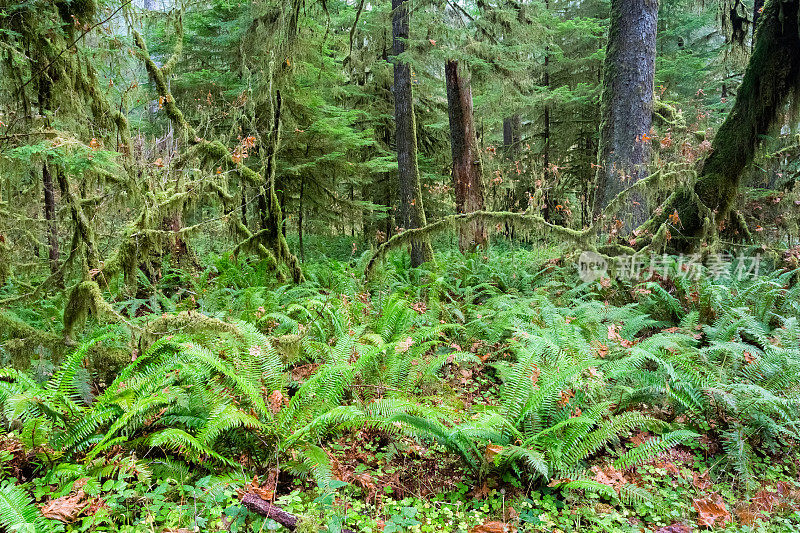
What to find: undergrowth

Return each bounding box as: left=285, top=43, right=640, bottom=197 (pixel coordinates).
left=1, top=245, right=799, bottom=532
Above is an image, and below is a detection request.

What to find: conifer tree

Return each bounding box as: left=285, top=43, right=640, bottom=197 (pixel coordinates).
left=392, top=0, right=434, bottom=267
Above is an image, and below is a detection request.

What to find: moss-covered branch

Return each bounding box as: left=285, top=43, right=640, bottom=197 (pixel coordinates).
left=646, top=0, right=800, bottom=249
left=364, top=211, right=595, bottom=277
left=133, top=29, right=303, bottom=283
left=63, top=280, right=137, bottom=341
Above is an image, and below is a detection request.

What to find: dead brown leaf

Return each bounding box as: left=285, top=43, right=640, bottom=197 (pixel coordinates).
left=692, top=470, right=712, bottom=491
left=485, top=444, right=504, bottom=463
left=267, top=390, right=287, bottom=414
left=693, top=492, right=731, bottom=528
left=469, top=521, right=517, bottom=533
left=40, top=479, right=91, bottom=523
left=591, top=463, right=627, bottom=493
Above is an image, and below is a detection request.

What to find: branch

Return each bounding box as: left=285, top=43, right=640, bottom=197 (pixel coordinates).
left=16, top=0, right=134, bottom=97
left=364, top=210, right=595, bottom=277
left=241, top=494, right=356, bottom=533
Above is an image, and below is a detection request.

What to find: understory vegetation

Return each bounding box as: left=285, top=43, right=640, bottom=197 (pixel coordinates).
left=3, top=0, right=800, bottom=530
left=1, top=241, right=799, bottom=532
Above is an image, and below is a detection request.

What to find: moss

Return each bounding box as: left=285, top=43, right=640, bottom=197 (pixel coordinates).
left=637, top=0, right=800, bottom=252
left=364, top=210, right=595, bottom=277
left=63, top=280, right=127, bottom=341
left=133, top=29, right=303, bottom=284
left=139, top=311, right=242, bottom=351
left=0, top=237, right=10, bottom=286
left=693, top=0, right=799, bottom=234
left=0, top=310, right=65, bottom=364
left=271, top=333, right=303, bottom=364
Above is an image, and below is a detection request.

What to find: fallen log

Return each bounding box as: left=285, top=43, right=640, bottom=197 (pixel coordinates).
left=240, top=493, right=356, bottom=533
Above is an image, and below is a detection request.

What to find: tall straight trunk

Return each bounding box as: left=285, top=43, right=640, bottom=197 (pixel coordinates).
left=502, top=115, right=521, bottom=154
left=42, top=162, right=59, bottom=273
left=541, top=42, right=552, bottom=221
left=298, top=176, right=305, bottom=262
left=593, top=0, right=658, bottom=229
left=445, top=60, right=487, bottom=253
left=392, top=0, right=433, bottom=267
left=241, top=187, right=249, bottom=228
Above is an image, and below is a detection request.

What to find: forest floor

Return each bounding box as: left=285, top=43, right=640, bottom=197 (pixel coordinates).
left=1, top=238, right=799, bottom=532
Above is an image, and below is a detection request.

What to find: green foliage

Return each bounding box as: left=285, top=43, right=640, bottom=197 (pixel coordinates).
left=0, top=479, right=54, bottom=533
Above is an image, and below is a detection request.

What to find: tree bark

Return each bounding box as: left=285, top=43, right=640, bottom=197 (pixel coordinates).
left=593, top=0, right=658, bottom=229
left=241, top=493, right=356, bottom=533
left=42, top=162, right=59, bottom=274
left=392, top=0, right=433, bottom=267
left=753, top=0, right=765, bottom=32
left=298, top=176, right=305, bottom=262
left=541, top=39, right=552, bottom=222
left=503, top=115, right=521, bottom=154
left=445, top=60, right=487, bottom=253
left=667, top=0, right=800, bottom=243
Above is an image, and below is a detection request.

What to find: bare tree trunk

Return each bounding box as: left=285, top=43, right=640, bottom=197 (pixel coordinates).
left=593, top=0, right=658, bottom=229
left=42, top=162, right=59, bottom=274
left=503, top=115, right=521, bottom=154
left=392, top=0, right=433, bottom=267
left=541, top=42, right=552, bottom=222
left=445, top=60, right=487, bottom=253
left=241, top=186, right=249, bottom=228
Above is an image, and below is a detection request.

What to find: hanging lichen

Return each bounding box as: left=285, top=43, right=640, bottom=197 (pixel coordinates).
left=63, top=280, right=129, bottom=342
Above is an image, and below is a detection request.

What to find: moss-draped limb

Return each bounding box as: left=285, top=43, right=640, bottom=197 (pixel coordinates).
left=364, top=162, right=696, bottom=274
left=642, top=0, right=800, bottom=249
left=138, top=310, right=242, bottom=351
left=55, top=167, right=100, bottom=270
left=0, top=311, right=65, bottom=361
left=364, top=211, right=595, bottom=277
left=63, top=280, right=135, bottom=341
left=133, top=30, right=303, bottom=283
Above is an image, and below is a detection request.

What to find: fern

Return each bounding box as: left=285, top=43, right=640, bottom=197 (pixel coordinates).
left=0, top=481, right=54, bottom=533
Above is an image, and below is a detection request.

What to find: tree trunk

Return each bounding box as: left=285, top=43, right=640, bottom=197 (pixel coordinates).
left=593, top=0, right=658, bottom=229
left=445, top=60, right=487, bottom=253
left=241, top=187, right=249, bottom=228
left=753, top=0, right=765, bottom=32
left=241, top=493, right=356, bottom=533
left=42, top=162, right=59, bottom=274
left=392, top=0, right=433, bottom=267
left=298, top=176, right=305, bottom=262
left=668, top=0, right=800, bottom=243
left=541, top=42, right=552, bottom=222
left=503, top=115, right=521, bottom=154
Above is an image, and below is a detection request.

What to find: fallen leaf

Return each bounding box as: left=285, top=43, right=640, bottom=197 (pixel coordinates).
left=693, top=492, right=731, bottom=528
left=692, top=470, right=712, bottom=491
left=469, top=521, right=517, bottom=533
left=591, top=464, right=626, bottom=493
left=485, top=444, right=504, bottom=462
left=268, top=390, right=287, bottom=414
left=40, top=478, right=90, bottom=523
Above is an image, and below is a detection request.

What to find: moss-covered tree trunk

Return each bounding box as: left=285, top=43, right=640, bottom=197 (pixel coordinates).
left=42, top=162, right=59, bottom=274
left=660, top=0, right=800, bottom=245
left=392, top=0, right=433, bottom=267
left=446, top=60, right=487, bottom=253
left=593, top=0, right=658, bottom=228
